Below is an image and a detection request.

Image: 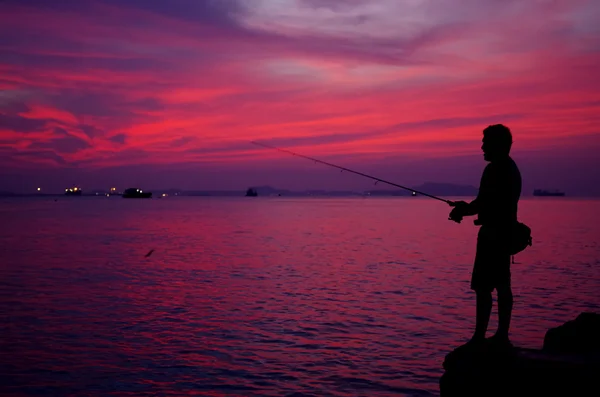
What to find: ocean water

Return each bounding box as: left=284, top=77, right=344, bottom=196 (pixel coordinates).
left=1, top=196, right=599, bottom=396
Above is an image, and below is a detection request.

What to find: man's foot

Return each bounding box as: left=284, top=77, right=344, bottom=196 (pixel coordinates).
left=467, top=336, right=486, bottom=345
left=446, top=337, right=486, bottom=363
left=456, top=336, right=486, bottom=351
left=486, top=334, right=513, bottom=349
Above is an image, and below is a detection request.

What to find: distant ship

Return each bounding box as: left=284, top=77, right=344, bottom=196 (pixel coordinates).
left=122, top=188, right=152, bottom=198
left=245, top=188, right=258, bottom=197
left=65, top=187, right=82, bottom=196
left=533, top=189, right=565, bottom=197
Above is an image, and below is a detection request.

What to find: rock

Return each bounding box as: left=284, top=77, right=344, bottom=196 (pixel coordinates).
left=440, top=313, right=600, bottom=397
left=543, top=312, right=600, bottom=355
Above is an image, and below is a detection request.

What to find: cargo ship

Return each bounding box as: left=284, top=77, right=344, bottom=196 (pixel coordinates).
left=533, top=189, right=565, bottom=197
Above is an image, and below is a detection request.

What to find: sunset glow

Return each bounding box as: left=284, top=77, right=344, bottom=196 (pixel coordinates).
left=1, top=0, right=599, bottom=193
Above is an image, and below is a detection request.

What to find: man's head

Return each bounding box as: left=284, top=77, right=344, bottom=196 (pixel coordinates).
left=482, top=124, right=512, bottom=161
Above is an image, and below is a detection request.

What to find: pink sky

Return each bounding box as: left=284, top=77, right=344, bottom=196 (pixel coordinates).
left=1, top=0, right=599, bottom=194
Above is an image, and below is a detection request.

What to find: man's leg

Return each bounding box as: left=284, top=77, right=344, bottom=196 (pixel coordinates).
left=472, top=289, right=493, bottom=341
left=495, top=285, right=513, bottom=341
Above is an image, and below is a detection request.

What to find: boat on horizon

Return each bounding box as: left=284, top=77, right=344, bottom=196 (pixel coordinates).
left=65, top=187, right=82, bottom=196
left=533, top=189, right=565, bottom=197
left=122, top=188, right=152, bottom=198
left=245, top=188, right=258, bottom=197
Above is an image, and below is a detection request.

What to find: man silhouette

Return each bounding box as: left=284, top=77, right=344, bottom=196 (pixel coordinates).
left=449, top=124, right=522, bottom=348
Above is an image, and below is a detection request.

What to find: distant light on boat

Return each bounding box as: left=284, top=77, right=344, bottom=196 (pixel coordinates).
left=37, top=187, right=41, bottom=191
left=64, top=186, right=83, bottom=196
left=122, top=187, right=152, bottom=198
left=162, top=193, right=167, bottom=197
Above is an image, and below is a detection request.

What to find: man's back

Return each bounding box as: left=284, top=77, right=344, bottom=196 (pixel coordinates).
left=475, top=156, right=521, bottom=226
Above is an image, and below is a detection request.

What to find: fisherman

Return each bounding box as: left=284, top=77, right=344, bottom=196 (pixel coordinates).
left=448, top=124, right=522, bottom=348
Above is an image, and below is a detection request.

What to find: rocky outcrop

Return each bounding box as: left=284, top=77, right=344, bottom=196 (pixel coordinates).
left=543, top=312, right=600, bottom=355
left=440, top=312, right=600, bottom=396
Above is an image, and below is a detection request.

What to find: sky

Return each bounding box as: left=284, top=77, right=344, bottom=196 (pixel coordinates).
left=1, top=0, right=599, bottom=195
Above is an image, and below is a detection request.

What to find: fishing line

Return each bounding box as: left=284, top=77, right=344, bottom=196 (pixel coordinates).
left=250, top=141, right=454, bottom=205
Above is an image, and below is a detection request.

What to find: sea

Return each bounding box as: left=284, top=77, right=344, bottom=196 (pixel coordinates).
left=1, top=196, right=599, bottom=396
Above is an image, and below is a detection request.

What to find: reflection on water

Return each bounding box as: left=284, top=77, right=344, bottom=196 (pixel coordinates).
left=1, top=197, right=599, bottom=396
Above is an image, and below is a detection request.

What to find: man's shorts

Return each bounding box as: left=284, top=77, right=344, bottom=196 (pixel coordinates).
left=471, top=225, right=511, bottom=292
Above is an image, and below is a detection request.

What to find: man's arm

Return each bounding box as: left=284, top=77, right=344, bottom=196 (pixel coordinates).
left=464, top=197, right=480, bottom=216
left=448, top=195, right=480, bottom=223
left=448, top=167, right=486, bottom=222
left=449, top=197, right=479, bottom=215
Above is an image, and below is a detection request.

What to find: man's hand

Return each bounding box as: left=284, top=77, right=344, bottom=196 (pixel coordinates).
left=448, top=207, right=464, bottom=223
left=448, top=201, right=468, bottom=223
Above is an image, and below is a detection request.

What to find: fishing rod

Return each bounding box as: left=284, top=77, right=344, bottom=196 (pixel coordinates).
left=250, top=141, right=454, bottom=205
